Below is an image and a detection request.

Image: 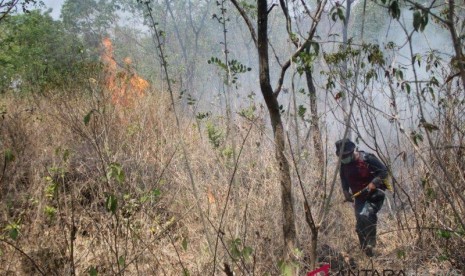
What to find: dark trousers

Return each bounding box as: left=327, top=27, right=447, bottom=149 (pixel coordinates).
left=354, top=190, right=385, bottom=249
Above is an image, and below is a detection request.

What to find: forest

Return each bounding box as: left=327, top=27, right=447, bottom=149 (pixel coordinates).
left=0, top=0, right=464, bottom=275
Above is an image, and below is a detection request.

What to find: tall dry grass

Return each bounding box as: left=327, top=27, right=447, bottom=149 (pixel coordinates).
left=0, top=86, right=463, bottom=275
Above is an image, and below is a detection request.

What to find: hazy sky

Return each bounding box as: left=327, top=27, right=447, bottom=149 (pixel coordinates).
left=41, top=0, right=64, bottom=19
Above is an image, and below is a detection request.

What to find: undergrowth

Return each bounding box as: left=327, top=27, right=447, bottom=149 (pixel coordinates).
left=0, top=88, right=463, bottom=275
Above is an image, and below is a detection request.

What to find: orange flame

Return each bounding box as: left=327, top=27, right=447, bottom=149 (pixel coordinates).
left=101, top=37, right=148, bottom=107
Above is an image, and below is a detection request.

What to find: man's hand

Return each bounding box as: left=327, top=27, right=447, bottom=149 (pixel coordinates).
left=343, top=190, right=353, bottom=202
left=367, top=182, right=376, bottom=191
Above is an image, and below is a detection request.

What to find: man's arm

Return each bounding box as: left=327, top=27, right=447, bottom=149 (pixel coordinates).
left=365, top=153, right=388, bottom=189
left=340, top=169, right=353, bottom=201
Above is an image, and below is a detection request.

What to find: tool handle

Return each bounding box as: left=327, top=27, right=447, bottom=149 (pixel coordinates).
left=352, top=187, right=370, bottom=198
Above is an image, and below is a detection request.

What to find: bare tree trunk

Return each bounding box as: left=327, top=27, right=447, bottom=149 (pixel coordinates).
left=304, top=64, right=324, bottom=269
left=257, top=0, right=296, bottom=259
left=446, top=0, right=465, bottom=89
left=342, top=0, right=353, bottom=140
left=304, top=63, right=324, bottom=175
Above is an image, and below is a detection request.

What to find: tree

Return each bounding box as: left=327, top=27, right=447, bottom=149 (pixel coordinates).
left=230, top=0, right=328, bottom=267
left=0, top=10, right=88, bottom=92
left=122, top=0, right=217, bottom=99
left=163, top=0, right=213, bottom=92
left=0, top=0, right=39, bottom=23
left=61, top=0, right=120, bottom=55
left=325, top=0, right=465, bottom=265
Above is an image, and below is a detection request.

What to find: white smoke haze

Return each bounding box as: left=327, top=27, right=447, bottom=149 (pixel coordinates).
left=31, top=0, right=457, bottom=166
left=1, top=1, right=464, bottom=274
left=41, top=0, right=64, bottom=19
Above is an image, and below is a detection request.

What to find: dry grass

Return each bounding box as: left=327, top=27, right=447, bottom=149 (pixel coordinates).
left=0, top=88, right=463, bottom=275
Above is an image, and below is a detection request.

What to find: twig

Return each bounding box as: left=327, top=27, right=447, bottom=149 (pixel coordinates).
left=0, top=238, right=46, bottom=275
left=212, top=121, right=254, bottom=275
left=143, top=0, right=214, bottom=253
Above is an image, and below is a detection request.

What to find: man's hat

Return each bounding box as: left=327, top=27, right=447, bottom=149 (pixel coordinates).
left=335, top=138, right=356, bottom=155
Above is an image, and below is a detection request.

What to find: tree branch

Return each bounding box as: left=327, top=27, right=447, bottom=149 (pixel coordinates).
left=229, top=0, right=257, bottom=48
left=273, top=0, right=326, bottom=97
left=403, top=0, right=449, bottom=26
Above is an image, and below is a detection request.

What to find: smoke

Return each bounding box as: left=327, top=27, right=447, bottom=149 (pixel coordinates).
left=41, top=0, right=64, bottom=19
left=33, top=0, right=456, bottom=161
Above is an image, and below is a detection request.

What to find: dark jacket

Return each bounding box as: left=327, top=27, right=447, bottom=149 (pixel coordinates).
left=340, top=151, right=388, bottom=200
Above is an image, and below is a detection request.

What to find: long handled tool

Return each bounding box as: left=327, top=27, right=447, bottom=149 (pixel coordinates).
left=352, top=187, right=369, bottom=199
left=352, top=186, right=387, bottom=199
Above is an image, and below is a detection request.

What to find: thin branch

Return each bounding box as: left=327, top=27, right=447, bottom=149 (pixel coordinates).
left=399, top=14, right=465, bottom=227
left=403, top=0, right=449, bottom=26
left=273, top=0, right=327, bottom=97
left=0, top=238, right=46, bottom=275
left=279, top=0, right=292, bottom=42
left=212, top=120, right=254, bottom=275
left=143, top=1, right=214, bottom=253
left=0, top=0, right=19, bottom=22
left=267, top=3, right=277, bottom=14
left=318, top=0, right=369, bottom=226
left=286, top=132, right=318, bottom=233
left=229, top=0, right=257, bottom=48
left=300, top=0, right=313, bottom=19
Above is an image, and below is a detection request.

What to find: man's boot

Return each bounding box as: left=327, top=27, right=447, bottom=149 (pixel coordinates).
left=364, top=224, right=377, bottom=257
left=357, top=231, right=366, bottom=249
left=364, top=245, right=374, bottom=257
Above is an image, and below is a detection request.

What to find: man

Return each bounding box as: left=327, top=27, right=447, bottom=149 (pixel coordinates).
left=335, top=138, right=388, bottom=257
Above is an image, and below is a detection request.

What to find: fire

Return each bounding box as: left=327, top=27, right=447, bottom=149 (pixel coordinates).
left=101, top=37, right=148, bottom=107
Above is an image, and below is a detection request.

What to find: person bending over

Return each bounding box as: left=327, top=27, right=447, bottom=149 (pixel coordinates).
left=335, top=138, right=389, bottom=257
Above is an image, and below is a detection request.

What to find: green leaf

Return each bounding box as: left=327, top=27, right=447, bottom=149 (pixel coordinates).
left=152, top=189, right=161, bottom=197
left=413, top=53, right=422, bottom=66
left=88, top=266, right=98, bottom=276
left=410, top=131, right=423, bottom=146
left=84, top=110, right=94, bottom=126
left=206, top=122, right=223, bottom=149
left=4, top=149, right=15, bottom=163
left=62, top=149, right=70, bottom=163
left=426, top=187, right=435, bottom=199
left=397, top=249, right=406, bottom=259
left=395, top=69, right=404, bottom=81
left=107, top=163, right=125, bottom=184
left=389, top=1, right=400, bottom=19
left=312, top=42, right=320, bottom=55
left=413, top=11, right=421, bottom=31
left=5, top=222, right=20, bottom=241
left=242, top=246, right=253, bottom=261
left=437, top=229, right=451, bottom=239
left=183, top=268, right=190, bottom=276
left=337, top=8, right=345, bottom=23
left=182, top=237, right=188, bottom=251
left=421, top=13, right=428, bottom=32
left=331, top=11, right=338, bottom=21
left=106, top=194, right=118, bottom=214
left=438, top=255, right=449, bottom=261
left=9, top=227, right=19, bottom=240
left=420, top=120, right=439, bottom=132
left=278, top=260, right=296, bottom=276
left=44, top=205, right=57, bottom=219
left=118, top=256, right=125, bottom=267
left=196, top=111, right=211, bottom=120
left=230, top=238, right=241, bottom=260
left=297, top=105, right=307, bottom=119
left=186, top=94, right=197, bottom=106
